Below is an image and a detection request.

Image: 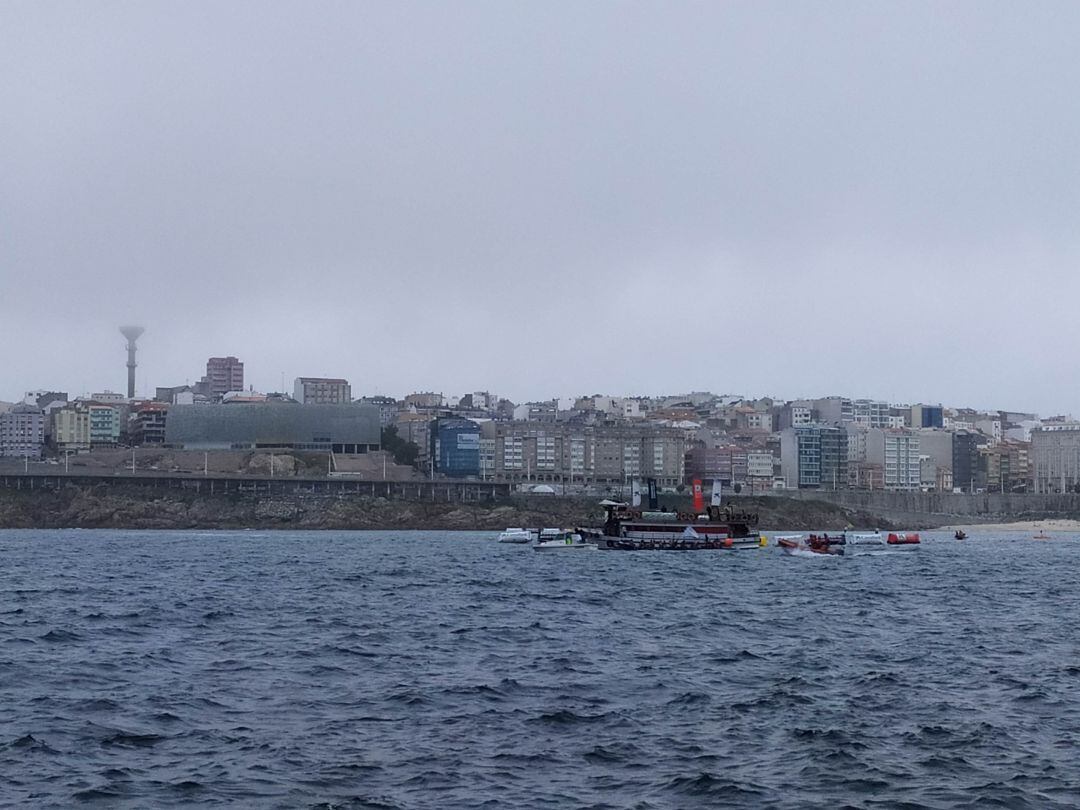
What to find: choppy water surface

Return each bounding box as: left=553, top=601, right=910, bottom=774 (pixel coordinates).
left=2, top=529, right=1080, bottom=808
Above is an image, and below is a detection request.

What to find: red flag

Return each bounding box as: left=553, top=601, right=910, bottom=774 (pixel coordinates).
left=692, top=479, right=704, bottom=513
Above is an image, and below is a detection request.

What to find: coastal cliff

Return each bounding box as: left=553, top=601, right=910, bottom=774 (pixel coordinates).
left=0, top=485, right=899, bottom=531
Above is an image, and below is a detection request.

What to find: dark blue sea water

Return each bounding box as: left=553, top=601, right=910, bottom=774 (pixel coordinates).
left=2, top=529, right=1079, bottom=808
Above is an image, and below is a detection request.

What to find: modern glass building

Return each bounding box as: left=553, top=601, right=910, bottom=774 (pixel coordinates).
left=164, top=403, right=380, bottom=453
left=431, top=417, right=481, bottom=477
left=780, top=424, right=849, bottom=489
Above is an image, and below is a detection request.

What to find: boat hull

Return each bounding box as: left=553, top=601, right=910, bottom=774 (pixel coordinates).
left=533, top=543, right=598, bottom=551
left=593, top=535, right=763, bottom=551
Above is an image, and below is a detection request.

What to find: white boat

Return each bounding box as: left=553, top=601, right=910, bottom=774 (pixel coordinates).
left=533, top=530, right=598, bottom=551
left=497, top=527, right=536, bottom=544
left=844, top=532, right=886, bottom=554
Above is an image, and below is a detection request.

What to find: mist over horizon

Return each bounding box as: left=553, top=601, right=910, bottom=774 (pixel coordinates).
left=4, top=2, right=1079, bottom=415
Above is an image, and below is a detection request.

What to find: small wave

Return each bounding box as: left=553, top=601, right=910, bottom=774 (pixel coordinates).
left=791, top=727, right=855, bottom=745
left=307, top=797, right=404, bottom=810
left=530, top=709, right=607, bottom=725
left=40, top=629, right=82, bottom=642
left=167, top=780, right=205, bottom=794
left=663, top=772, right=764, bottom=799
left=101, top=731, right=167, bottom=748
left=8, top=733, right=58, bottom=753
left=583, top=742, right=641, bottom=765
left=73, top=787, right=126, bottom=802
left=666, top=691, right=711, bottom=707
left=328, top=646, right=379, bottom=658
left=386, top=690, right=428, bottom=706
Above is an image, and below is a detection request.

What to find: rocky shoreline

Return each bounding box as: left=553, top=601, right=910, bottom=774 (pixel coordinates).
left=0, top=485, right=908, bottom=531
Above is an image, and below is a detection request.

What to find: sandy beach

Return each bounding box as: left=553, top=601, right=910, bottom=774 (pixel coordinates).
left=945, top=519, right=1080, bottom=532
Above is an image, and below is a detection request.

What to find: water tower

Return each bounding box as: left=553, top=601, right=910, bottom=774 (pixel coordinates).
left=119, top=326, right=145, bottom=399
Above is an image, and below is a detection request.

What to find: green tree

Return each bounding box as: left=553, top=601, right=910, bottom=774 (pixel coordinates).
left=381, top=426, right=421, bottom=466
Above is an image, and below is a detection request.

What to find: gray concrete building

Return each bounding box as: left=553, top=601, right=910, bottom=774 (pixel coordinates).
left=165, top=403, right=379, bottom=453
left=293, top=377, right=352, bottom=405
left=1030, top=423, right=1080, bottom=493
left=915, top=428, right=954, bottom=491
left=0, top=404, right=46, bottom=458
left=479, top=422, right=684, bottom=487
left=203, top=356, right=245, bottom=398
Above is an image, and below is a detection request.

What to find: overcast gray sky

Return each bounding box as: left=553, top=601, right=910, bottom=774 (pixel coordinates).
left=2, top=2, right=1078, bottom=413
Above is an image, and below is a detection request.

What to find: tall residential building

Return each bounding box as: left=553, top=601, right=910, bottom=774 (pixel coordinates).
left=866, top=429, right=921, bottom=491
left=293, top=377, right=351, bottom=405
left=952, top=430, right=985, bottom=493
left=981, top=441, right=1030, bottom=493
left=915, top=428, right=955, bottom=491
left=479, top=422, right=684, bottom=487
left=204, top=357, right=244, bottom=398
left=780, top=425, right=849, bottom=489
left=88, top=404, right=121, bottom=447
left=1030, top=424, right=1080, bottom=493
left=53, top=408, right=91, bottom=452
left=130, top=403, right=169, bottom=445
left=0, top=405, right=46, bottom=458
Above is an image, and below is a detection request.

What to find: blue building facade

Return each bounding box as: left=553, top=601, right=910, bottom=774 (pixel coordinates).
left=919, top=405, right=944, bottom=429
left=432, top=417, right=481, bottom=477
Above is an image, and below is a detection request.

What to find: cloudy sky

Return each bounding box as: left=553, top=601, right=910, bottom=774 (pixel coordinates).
left=3, top=2, right=1078, bottom=413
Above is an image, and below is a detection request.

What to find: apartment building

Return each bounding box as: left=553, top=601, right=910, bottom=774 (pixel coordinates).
left=866, top=429, right=921, bottom=491
left=293, top=377, right=352, bottom=405
left=1030, top=424, right=1080, bottom=493
left=88, top=404, right=121, bottom=447
left=0, top=405, right=46, bottom=458
left=204, top=357, right=244, bottom=398
left=779, top=425, right=849, bottom=489
left=480, top=422, right=685, bottom=487
left=981, top=441, right=1030, bottom=493
left=53, top=408, right=91, bottom=452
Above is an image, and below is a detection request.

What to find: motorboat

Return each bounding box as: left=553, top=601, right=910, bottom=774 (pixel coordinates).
left=497, top=527, right=536, bottom=544
left=777, top=534, right=843, bottom=556
left=845, top=531, right=886, bottom=553
left=954, top=530, right=967, bottom=540
left=778, top=531, right=918, bottom=556
left=533, top=530, right=597, bottom=551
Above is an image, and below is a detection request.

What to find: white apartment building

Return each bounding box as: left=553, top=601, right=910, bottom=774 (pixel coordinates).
left=866, top=428, right=921, bottom=491
left=1031, top=423, right=1080, bottom=493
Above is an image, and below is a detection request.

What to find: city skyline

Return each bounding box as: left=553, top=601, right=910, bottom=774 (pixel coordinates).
left=5, top=4, right=1080, bottom=413
left=0, top=329, right=1070, bottom=421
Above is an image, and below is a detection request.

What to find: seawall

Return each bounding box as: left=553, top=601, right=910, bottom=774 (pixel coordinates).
left=0, top=484, right=894, bottom=532
left=772, top=489, right=1080, bottom=526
